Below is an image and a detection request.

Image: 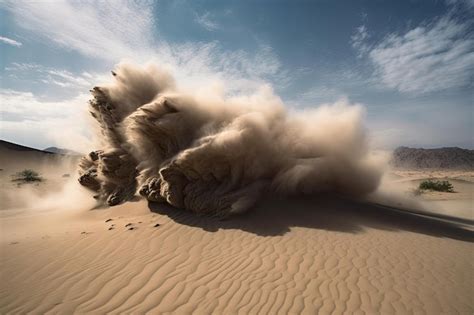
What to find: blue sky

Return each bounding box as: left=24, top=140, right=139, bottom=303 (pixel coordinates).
left=0, top=0, right=473, bottom=151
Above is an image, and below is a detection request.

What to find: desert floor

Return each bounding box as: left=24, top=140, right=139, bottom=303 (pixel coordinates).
left=385, top=169, right=474, bottom=220
left=0, top=144, right=473, bottom=314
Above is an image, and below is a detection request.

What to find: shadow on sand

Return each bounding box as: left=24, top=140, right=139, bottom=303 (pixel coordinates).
left=148, top=195, right=473, bottom=242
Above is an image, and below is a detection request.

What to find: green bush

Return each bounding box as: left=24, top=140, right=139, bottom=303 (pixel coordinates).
left=12, top=169, right=43, bottom=183
left=419, top=180, right=454, bottom=192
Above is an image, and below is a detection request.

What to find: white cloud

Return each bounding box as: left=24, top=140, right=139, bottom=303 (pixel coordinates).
left=5, top=1, right=284, bottom=96
left=0, top=90, right=94, bottom=152
left=2, top=1, right=289, bottom=151
left=5, top=62, right=110, bottom=91
left=161, top=41, right=284, bottom=95
left=367, top=15, right=474, bottom=93
left=4, top=0, right=155, bottom=62
left=0, top=35, right=22, bottom=47
left=369, top=104, right=473, bottom=149
left=194, top=11, right=219, bottom=31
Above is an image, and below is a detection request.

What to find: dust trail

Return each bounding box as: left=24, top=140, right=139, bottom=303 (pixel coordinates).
left=78, top=63, right=384, bottom=217
left=0, top=156, right=95, bottom=214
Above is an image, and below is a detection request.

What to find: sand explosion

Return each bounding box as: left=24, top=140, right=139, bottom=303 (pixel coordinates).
left=78, top=63, right=383, bottom=217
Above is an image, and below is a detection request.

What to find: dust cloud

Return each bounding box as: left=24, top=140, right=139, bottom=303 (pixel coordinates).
left=78, top=63, right=384, bottom=217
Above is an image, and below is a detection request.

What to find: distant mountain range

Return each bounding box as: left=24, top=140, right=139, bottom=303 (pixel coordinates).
left=391, top=146, right=474, bottom=170
left=2, top=140, right=473, bottom=169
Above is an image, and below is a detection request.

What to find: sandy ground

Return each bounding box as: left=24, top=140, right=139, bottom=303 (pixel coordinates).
left=0, top=145, right=473, bottom=314
left=0, top=142, right=79, bottom=211
left=384, top=170, right=474, bottom=220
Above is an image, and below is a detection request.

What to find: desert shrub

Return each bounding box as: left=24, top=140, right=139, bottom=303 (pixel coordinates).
left=12, top=169, right=43, bottom=183
left=419, top=180, right=454, bottom=192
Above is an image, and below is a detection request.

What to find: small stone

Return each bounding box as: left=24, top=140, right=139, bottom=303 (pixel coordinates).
left=108, top=227, right=114, bottom=230
left=125, top=223, right=132, bottom=227
left=128, top=227, right=135, bottom=230
left=154, top=223, right=160, bottom=227
left=105, top=219, right=113, bottom=222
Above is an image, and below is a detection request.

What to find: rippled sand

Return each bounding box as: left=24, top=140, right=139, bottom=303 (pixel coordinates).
left=1, top=196, right=472, bottom=314
left=1, top=142, right=472, bottom=313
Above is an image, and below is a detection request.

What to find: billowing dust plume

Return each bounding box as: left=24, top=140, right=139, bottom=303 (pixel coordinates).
left=78, top=63, right=383, bottom=217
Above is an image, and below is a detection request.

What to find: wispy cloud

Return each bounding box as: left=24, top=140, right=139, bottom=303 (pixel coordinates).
left=163, top=42, right=283, bottom=95
left=364, top=15, right=474, bottom=94
left=194, top=11, right=219, bottom=31
left=350, top=25, right=370, bottom=57
left=5, top=1, right=285, bottom=96
left=299, top=86, right=343, bottom=105
left=2, top=1, right=290, bottom=149
left=0, top=35, right=22, bottom=47
left=4, top=0, right=155, bottom=62
left=0, top=89, right=93, bottom=152
left=5, top=62, right=108, bottom=90
left=445, top=0, right=474, bottom=9
left=369, top=102, right=473, bottom=149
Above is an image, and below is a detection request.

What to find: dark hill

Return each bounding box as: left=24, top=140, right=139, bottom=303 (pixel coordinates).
left=0, top=140, right=53, bottom=154
left=391, top=146, right=474, bottom=169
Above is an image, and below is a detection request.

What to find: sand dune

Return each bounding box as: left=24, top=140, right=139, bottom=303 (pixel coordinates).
left=1, top=143, right=473, bottom=314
